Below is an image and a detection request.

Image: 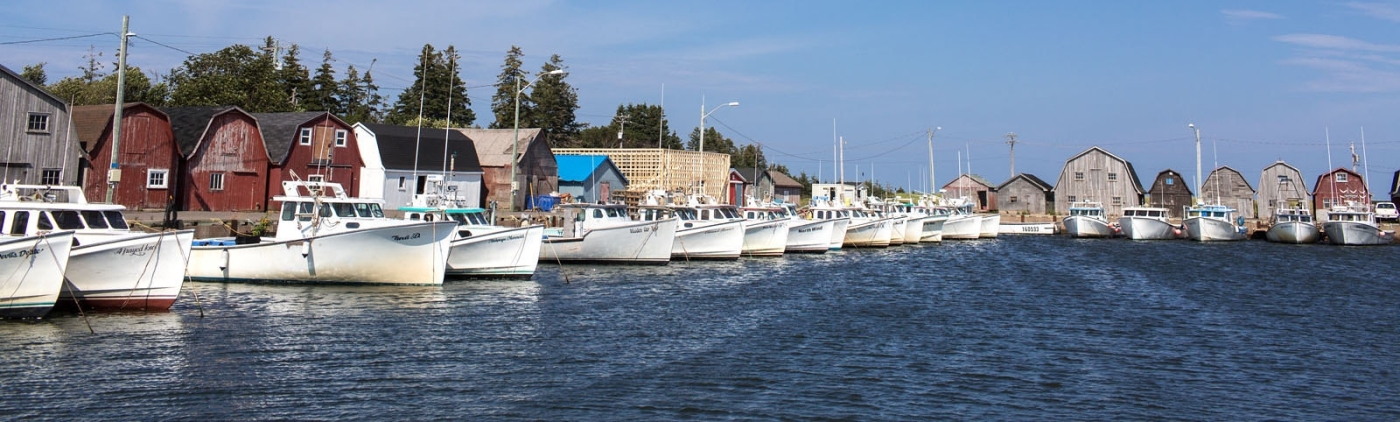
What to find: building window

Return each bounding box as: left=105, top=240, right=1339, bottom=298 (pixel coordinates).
left=1166, top=177, right=1174, bottom=185
left=1075, top=172, right=1084, bottom=180
left=210, top=173, right=225, bottom=191
left=1009, top=196, right=1018, bottom=203
left=1112, top=196, right=1122, bottom=205
left=40, top=169, right=61, bottom=185
left=1108, top=172, right=1118, bottom=181
left=299, top=128, right=313, bottom=145
left=1067, top=195, right=1077, bottom=203
left=398, top=176, right=406, bottom=191
left=26, top=113, right=50, bottom=133
left=335, top=129, right=347, bottom=147
left=1335, top=173, right=1347, bottom=183
left=147, top=169, right=169, bottom=189
left=308, top=175, right=325, bottom=183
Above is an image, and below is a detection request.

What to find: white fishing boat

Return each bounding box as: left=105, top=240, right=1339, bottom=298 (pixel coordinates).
left=542, top=203, right=678, bottom=264
left=809, top=200, right=890, bottom=247
left=739, top=206, right=791, bottom=257
left=400, top=205, right=543, bottom=279
left=1184, top=204, right=1248, bottom=242
left=1321, top=204, right=1393, bottom=246
left=771, top=203, right=833, bottom=254
left=637, top=197, right=744, bottom=260
left=0, top=184, right=193, bottom=310
left=912, top=201, right=949, bottom=242
left=998, top=222, right=1056, bottom=235
left=0, top=230, right=74, bottom=318
left=1265, top=207, right=1320, bottom=244
left=1118, top=206, right=1180, bottom=240
left=978, top=213, right=1001, bottom=238
left=1063, top=201, right=1118, bottom=238
left=188, top=181, right=457, bottom=285
left=940, top=201, right=983, bottom=240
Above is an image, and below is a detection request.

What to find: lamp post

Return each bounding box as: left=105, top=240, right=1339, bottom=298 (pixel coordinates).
left=511, top=69, right=565, bottom=211
left=698, top=99, right=738, bottom=197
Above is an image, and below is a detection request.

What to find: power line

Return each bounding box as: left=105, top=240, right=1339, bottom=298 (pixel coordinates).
left=0, top=32, right=113, bottom=45
left=131, top=35, right=197, bottom=56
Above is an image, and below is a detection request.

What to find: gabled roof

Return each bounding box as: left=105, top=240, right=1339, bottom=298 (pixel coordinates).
left=1312, top=167, right=1365, bottom=195
left=556, top=155, right=627, bottom=185
left=361, top=123, right=482, bottom=173
left=769, top=170, right=802, bottom=188
left=1057, top=146, right=1145, bottom=194
left=996, top=173, right=1052, bottom=191
left=162, top=106, right=247, bottom=157
left=456, top=128, right=543, bottom=167
left=251, top=111, right=340, bottom=164
left=732, top=167, right=771, bottom=183
left=1261, top=160, right=1308, bottom=192
left=1206, top=165, right=1255, bottom=193
left=70, top=103, right=167, bottom=149
left=0, top=63, right=67, bottom=108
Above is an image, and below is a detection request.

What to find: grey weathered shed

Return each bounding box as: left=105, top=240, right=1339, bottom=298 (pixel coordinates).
left=0, top=63, right=79, bottom=185
left=1257, top=161, right=1310, bottom=218
left=995, top=173, right=1053, bottom=214
left=1200, top=166, right=1256, bottom=218
left=1148, top=169, right=1193, bottom=218
left=1051, top=146, right=1144, bottom=217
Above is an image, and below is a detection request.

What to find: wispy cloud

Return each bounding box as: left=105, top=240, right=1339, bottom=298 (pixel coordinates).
left=1279, top=57, right=1400, bottom=92
left=1342, top=2, right=1400, bottom=22
left=1274, top=34, right=1400, bottom=53
left=1221, top=9, right=1284, bottom=21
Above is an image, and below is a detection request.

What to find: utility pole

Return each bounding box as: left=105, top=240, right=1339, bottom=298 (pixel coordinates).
left=617, top=114, right=630, bottom=148
left=1005, top=132, right=1018, bottom=178
left=104, top=15, right=130, bottom=204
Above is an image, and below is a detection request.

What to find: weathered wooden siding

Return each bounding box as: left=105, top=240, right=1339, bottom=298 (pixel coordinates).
left=520, top=137, right=558, bottom=205
left=997, top=178, right=1049, bottom=214
left=82, top=106, right=178, bottom=209
left=183, top=113, right=268, bottom=211
left=1200, top=166, right=1256, bottom=218
left=943, top=175, right=997, bottom=211
left=1313, top=168, right=1370, bottom=221
left=271, top=116, right=362, bottom=200
left=1148, top=169, right=1194, bottom=218
left=1, top=71, right=78, bottom=186
left=1052, top=148, right=1143, bottom=217
left=1257, top=161, right=1310, bottom=218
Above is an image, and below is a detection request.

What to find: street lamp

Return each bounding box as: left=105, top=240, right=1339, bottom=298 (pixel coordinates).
left=1188, top=123, right=1200, bottom=204
left=698, top=99, right=738, bottom=197
left=511, top=68, right=565, bottom=211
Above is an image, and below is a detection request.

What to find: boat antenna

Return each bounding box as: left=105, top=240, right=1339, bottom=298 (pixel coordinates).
left=411, top=50, right=428, bottom=192
left=61, top=96, right=75, bottom=186
left=1212, top=138, right=1222, bottom=205
left=440, top=53, right=456, bottom=199
left=1326, top=128, right=1336, bottom=210
left=1361, top=127, right=1372, bottom=206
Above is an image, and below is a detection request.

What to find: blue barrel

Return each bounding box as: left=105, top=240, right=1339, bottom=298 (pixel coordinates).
left=533, top=195, right=557, bottom=211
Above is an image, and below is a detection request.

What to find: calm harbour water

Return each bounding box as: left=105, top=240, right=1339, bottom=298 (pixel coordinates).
left=2, top=236, right=1398, bottom=420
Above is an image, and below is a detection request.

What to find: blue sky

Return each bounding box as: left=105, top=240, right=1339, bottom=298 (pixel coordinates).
left=5, top=1, right=1400, bottom=196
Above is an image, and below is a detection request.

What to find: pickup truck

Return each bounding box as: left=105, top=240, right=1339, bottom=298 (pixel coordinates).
left=1375, top=201, right=1398, bottom=222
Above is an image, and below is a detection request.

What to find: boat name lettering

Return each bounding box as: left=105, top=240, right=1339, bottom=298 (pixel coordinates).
left=489, top=235, right=525, bottom=243
left=0, top=248, right=43, bottom=259
left=798, top=226, right=825, bottom=233
left=115, top=243, right=158, bottom=256
left=630, top=227, right=651, bottom=234
left=392, top=233, right=422, bottom=241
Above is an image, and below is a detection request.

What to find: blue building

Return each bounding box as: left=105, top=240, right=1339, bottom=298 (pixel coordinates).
left=556, top=155, right=628, bottom=204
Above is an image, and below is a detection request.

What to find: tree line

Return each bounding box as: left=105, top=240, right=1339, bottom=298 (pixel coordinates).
left=18, top=38, right=791, bottom=180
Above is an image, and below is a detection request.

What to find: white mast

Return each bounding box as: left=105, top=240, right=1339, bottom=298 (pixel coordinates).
left=1362, top=127, right=1372, bottom=206
left=927, top=127, right=939, bottom=197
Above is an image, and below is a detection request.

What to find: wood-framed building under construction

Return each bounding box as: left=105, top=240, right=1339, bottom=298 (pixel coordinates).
left=552, top=148, right=732, bottom=203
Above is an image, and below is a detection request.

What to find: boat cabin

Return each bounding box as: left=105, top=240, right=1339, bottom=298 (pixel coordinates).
left=1122, top=207, right=1168, bottom=220
left=1274, top=208, right=1313, bottom=224
left=1186, top=205, right=1238, bottom=221
left=0, top=184, right=131, bottom=238
left=741, top=207, right=783, bottom=221
left=272, top=181, right=395, bottom=241
left=1067, top=201, right=1106, bottom=218
left=401, top=207, right=491, bottom=226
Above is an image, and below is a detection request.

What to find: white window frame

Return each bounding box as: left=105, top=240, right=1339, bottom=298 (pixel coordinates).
left=210, top=173, right=225, bottom=191
left=398, top=176, right=407, bottom=191
left=1067, top=195, right=1077, bottom=203
left=1335, top=173, right=1348, bottom=183
left=147, top=169, right=169, bottom=189
left=40, top=168, right=61, bottom=185
left=308, top=175, right=326, bottom=183
left=299, top=127, right=313, bottom=145
left=334, top=129, right=347, bottom=147
left=26, top=113, right=50, bottom=133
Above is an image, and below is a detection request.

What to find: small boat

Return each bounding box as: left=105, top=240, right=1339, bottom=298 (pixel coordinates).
left=1265, top=207, right=1320, bottom=244
left=809, top=199, right=890, bottom=248
left=0, top=230, right=75, bottom=318
left=978, top=213, right=1001, bottom=238
left=637, top=194, right=744, bottom=260
left=1063, top=201, right=1118, bottom=238
left=940, top=201, right=983, bottom=240
left=771, top=202, right=832, bottom=254
left=188, top=180, right=457, bottom=285
left=1321, top=204, right=1393, bottom=246
left=1184, top=203, right=1248, bottom=242
left=542, top=203, right=678, bottom=264
left=400, top=203, right=543, bottom=279
left=1, top=184, right=193, bottom=310
left=739, top=205, right=791, bottom=257
left=1118, top=206, right=1180, bottom=240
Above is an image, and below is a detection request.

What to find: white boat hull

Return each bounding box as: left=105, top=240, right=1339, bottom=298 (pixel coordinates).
left=673, top=220, right=744, bottom=260
left=1265, top=222, right=1321, bottom=244
left=943, top=215, right=983, bottom=240
left=902, top=216, right=926, bottom=244
left=978, top=214, right=1001, bottom=238
left=1064, top=216, right=1117, bottom=238
left=920, top=217, right=946, bottom=242
left=843, top=219, right=890, bottom=247
left=1118, top=217, right=1180, bottom=240
left=742, top=219, right=790, bottom=257
left=887, top=217, right=907, bottom=246
left=1184, top=217, right=1247, bottom=242
left=188, top=221, right=457, bottom=285
left=542, top=218, right=678, bottom=264
left=62, top=230, right=194, bottom=310
left=827, top=218, right=850, bottom=250
left=446, top=225, right=544, bottom=278
left=1322, top=221, right=1393, bottom=246
left=0, top=231, right=74, bottom=318
left=998, top=222, right=1056, bottom=235
left=785, top=219, right=833, bottom=253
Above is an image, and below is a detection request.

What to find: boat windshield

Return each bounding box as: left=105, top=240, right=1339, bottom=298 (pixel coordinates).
left=718, top=207, right=741, bottom=219
left=333, top=202, right=357, bottom=217
left=673, top=208, right=697, bottom=220
left=80, top=210, right=109, bottom=228
left=355, top=203, right=383, bottom=218
left=49, top=210, right=86, bottom=230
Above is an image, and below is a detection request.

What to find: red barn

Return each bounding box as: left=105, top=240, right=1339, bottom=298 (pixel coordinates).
left=1312, top=167, right=1370, bottom=221
left=72, top=103, right=179, bottom=210
left=255, top=112, right=362, bottom=201
left=165, top=106, right=269, bottom=212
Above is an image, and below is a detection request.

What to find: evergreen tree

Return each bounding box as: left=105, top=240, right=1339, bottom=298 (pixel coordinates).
left=275, top=43, right=311, bottom=110
left=305, top=49, right=338, bottom=112
left=438, top=46, right=473, bottom=126
left=167, top=43, right=290, bottom=112
left=603, top=103, right=680, bottom=149
left=731, top=144, right=767, bottom=169
left=686, top=126, right=736, bottom=155
left=573, top=125, right=615, bottom=148
left=528, top=54, right=581, bottom=147
left=386, top=44, right=438, bottom=124
left=20, top=63, right=46, bottom=85
left=386, top=44, right=473, bottom=126
left=489, top=46, right=528, bottom=129
left=81, top=45, right=104, bottom=83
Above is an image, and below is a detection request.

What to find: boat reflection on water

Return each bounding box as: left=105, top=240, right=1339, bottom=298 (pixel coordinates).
left=186, top=282, right=451, bottom=315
